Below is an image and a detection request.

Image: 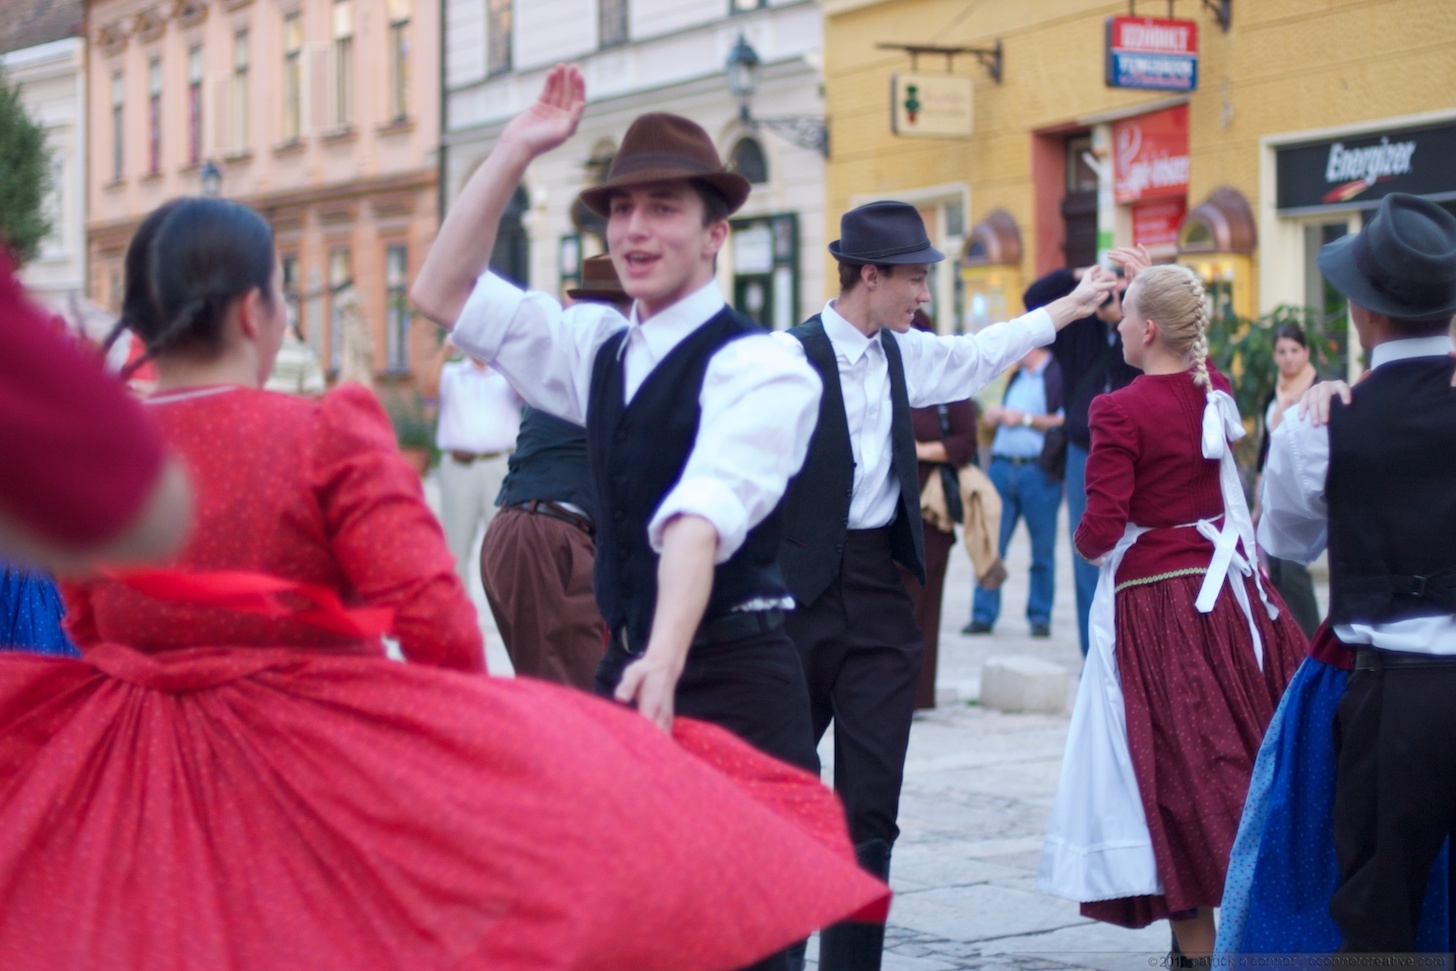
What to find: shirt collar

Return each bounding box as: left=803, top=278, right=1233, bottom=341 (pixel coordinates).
left=621, top=277, right=726, bottom=362
left=1370, top=335, right=1456, bottom=370
left=821, top=300, right=878, bottom=365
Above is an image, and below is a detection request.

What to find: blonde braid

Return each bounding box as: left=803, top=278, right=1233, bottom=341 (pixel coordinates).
left=1130, top=264, right=1213, bottom=390
left=1187, top=275, right=1212, bottom=391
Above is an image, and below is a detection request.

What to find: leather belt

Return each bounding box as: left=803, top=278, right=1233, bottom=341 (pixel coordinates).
left=509, top=500, right=595, bottom=536
left=1354, top=648, right=1456, bottom=672
left=616, top=608, right=786, bottom=655
left=991, top=455, right=1039, bottom=466
left=449, top=450, right=507, bottom=465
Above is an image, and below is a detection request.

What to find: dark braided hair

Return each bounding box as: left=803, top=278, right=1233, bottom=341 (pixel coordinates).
left=108, top=197, right=277, bottom=379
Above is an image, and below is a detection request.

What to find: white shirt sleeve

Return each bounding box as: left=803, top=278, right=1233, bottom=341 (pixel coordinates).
left=449, top=272, right=626, bottom=426
left=647, top=333, right=823, bottom=563
left=1257, top=409, right=1330, bottom=564
left=897, top=308, right=1056, bottom=408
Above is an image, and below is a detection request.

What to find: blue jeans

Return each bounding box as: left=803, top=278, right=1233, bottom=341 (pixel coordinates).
left=1065, top=443, right=1097, bottom=657
left=972, top=457, right=1063, bottom=629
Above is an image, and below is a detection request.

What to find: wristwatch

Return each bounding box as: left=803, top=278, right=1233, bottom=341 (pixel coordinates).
left=1022, top=413, right=1034, bottom=428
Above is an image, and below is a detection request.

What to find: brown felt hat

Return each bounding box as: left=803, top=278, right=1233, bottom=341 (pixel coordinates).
left=578, top=113, right=750, bottom=218
left=565, top=254, right=629, bottom=302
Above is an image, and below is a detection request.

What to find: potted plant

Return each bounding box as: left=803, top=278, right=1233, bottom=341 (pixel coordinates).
left=385, top=391, right=436, bottom=476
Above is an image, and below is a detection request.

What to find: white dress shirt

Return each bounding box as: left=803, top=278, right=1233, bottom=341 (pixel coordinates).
left=1258, top=334, right=1456, bottom=654
left=435, top=361, right=521, bottom=454
left=450, top=273, right=822, bottom=564
left=771, top=301, right=1055, bottom=529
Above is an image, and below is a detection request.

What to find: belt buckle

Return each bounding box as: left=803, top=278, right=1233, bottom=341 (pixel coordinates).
left=1410, top=575, right=1428, bottom=598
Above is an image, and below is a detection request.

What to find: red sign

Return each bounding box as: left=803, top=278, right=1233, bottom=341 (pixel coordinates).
left=1114, top=104, right=1190, bottom=203
left=1132, top=198, right=1188, bottom=249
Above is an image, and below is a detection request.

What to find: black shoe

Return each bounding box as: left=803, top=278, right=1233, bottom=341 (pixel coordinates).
left=1030, top=623, right=1051, bottom=638
left=961, top=621, right=992, bottom=635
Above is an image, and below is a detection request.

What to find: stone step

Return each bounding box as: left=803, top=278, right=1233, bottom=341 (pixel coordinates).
left=978, top=655, right=1071, bottom=714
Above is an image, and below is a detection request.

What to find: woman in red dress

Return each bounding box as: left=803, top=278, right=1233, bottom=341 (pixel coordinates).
left=0, top=198, right=887, bottom=971
left=1038, top=256, right=1305, bottom=958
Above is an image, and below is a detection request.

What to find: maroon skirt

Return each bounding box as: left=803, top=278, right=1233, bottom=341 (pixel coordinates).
left=1081, top=571, right=1307, bottom=928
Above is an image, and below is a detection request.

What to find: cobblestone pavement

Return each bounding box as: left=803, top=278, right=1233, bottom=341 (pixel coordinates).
left=431, top=478, right=1328, bottom=971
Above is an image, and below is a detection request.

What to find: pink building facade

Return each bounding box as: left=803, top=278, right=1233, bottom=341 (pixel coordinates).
left=86, top=0, right=440, bottom=384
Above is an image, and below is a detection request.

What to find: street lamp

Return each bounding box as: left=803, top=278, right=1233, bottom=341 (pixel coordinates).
left=723, top=33, right=828, bottom=158
left=725, top=33, right=760, bottom=124
left=199, top=159, right=222, bottom=197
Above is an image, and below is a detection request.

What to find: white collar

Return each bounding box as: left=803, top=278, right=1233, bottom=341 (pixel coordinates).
left=1370, top=334, right=1456, bottom=370
left=620, top=277, right=726, bottom=361
left=821, top=300, right=878, bottom=365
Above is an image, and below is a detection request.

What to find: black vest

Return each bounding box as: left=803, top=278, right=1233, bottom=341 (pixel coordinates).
left=496, top=405, right=595, bottom=521
left=779, top=316, right=924, bottom=608
left=1326, top=357, right=1456, bottom=626
left=587, top=307, right=791, bottom=647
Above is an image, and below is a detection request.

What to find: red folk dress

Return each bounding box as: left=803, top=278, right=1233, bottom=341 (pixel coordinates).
left=0, top=384, right=888, bottom=971
left=1073, top=368, right=1306, bottom=928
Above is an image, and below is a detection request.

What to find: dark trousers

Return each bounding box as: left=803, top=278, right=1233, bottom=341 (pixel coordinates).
left=1331, top=661, right=1456, bottom=952
left=784, top=527, right=923, bottom=848
left=480, top=506, right=605, bottom=691
left=596, top=624, right=818, bottom=971
left=594, top=625, right=819, bottom=775
left=1265, top=555, right=1321, bottom=640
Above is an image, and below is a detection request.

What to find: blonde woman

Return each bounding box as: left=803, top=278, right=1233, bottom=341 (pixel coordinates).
left=1039, top=253, right=1306, bottom=958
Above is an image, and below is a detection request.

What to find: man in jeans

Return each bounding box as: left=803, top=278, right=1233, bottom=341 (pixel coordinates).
left=965, top=345, right=1065, bottom=637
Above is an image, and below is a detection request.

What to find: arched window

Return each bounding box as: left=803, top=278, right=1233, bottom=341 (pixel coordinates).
left=729, top=137, right=769, bottom=185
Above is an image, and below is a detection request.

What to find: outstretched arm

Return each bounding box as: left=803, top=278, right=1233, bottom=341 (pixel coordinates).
left=615, top=515, right=718, bottom=732
left=412, top=64, right=586, bottom=329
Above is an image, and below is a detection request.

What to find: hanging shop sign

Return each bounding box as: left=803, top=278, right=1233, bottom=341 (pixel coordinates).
left=1113, top=104, right=1190, bottom=204
left=891, top=74, right=974, bottom=137
left=1105, top=16, right=1198, bottom=92
left=1275, top=121, right=1456, bottom=213
left=1132, top=198, right=1187, bottom=249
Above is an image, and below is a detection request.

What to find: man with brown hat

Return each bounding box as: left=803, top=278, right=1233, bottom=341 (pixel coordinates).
left=1259, top=191, right=1456, bottom=956
left=476, top=255, right=630, bottom=691
left=413, top=66, right=822, bottom=790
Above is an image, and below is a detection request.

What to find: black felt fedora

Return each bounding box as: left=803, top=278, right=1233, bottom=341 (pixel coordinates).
left=828, top=201, right=945, bottom=265
left=578, top=113, right=750, bottom=218
left=1317, top=193, right=1456, bottom=322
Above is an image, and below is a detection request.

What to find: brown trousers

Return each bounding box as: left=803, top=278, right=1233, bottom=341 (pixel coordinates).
left=479, top=506, right=605, bottom=691
left=898, top=524, right=955, bottom=710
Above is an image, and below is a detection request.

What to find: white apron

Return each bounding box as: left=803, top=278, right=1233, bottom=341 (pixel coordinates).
left=1037, top=389, right=1279, bottom=903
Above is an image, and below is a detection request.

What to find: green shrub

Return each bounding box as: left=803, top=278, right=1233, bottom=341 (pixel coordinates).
left=0, top=72, right=54, bottom=265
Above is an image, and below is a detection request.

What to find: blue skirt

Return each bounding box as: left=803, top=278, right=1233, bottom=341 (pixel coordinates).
left=0, top=566, right=78, bottom=658
left=1218, top=655, right=1450, bottom=954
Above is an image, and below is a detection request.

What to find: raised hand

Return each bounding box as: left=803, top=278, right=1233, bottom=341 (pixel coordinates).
left=1055, top=265, right=1118, bottom=324
left=498, top=64, right=587, bottom=158
left=1107, top=245, right=1152, bottom=281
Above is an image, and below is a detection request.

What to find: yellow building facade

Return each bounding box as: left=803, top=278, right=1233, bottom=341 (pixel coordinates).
left=823, top=0, right=1456, bottom=378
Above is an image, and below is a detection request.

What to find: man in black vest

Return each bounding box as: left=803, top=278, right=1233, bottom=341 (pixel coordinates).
left=413, top=65, right=822, bottom=792
left=774, top=202, right=1115, bottom=970
left=1259, top=192, right=1456, bottom=956
left=478, top=256, right=630, bottom=691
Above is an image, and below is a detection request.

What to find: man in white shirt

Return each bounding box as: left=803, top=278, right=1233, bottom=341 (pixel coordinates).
left=775, top=201, right=1114, bottom=971
left=421, top=339, right=521, bottom=586
left=1259, top=192, right=1456, bottom=955
left=411, top=64, right=824, bottom=832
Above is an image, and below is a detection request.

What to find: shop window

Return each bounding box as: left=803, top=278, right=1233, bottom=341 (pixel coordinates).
left=960, top=209, right=1024, bottom=333
left=328, top=246, right=352, bottom=371
left=730, top=213, right=797, bottom=330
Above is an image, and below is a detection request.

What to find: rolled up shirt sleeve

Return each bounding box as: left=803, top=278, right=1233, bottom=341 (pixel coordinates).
left=1257, top=410, right=1330, bottom=564
left=648, top=334, right=822, bottom=563
left=899, top=308, right=1055, bottom=408
left=449, top=272, right=624, bottom=426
